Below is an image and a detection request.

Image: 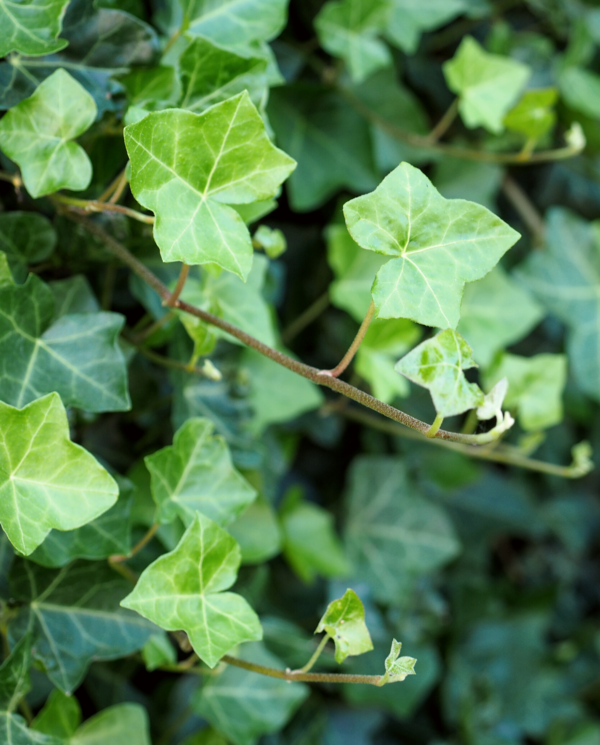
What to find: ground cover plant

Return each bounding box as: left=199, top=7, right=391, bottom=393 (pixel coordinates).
left=0, top=0, right=599, bottom=743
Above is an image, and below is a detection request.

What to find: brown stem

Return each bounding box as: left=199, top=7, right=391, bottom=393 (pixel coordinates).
left=109, top=168, right=129, bottom=204
left=221, top=655, right=382, bottom=685
left=97, top=168, right=127, bottom=203
left=164, top=264, right=190, bottom=307
left=111, top=524, right=160, bottom=563
left=321, top=301, right=375, bottom=378
left=129, top=340, right=217, bottom=378
left=502, top=175, right=545, bottom=245
left=52, top=195, right=154, bottom=224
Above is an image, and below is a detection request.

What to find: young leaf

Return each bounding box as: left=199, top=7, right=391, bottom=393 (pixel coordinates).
left=484, top=353, right=567, bottom=431
left=0, top=0, right=69, bottom=57
left=121, top=512, right=262, bottom=668
left=395, top=329, right=485, bottom=418
left=253, top=225, right=286, bottom=259
left=315, top=0, right=391, bottom=83
left=9, top=559, right=157, bottom=692
left=316, top=589, right=373, bottom=663
left=343, top=162, right=520, bottom=327
left=125, top=93, right=295, bottom=279
left=0, top=393, right=118, bottom=556
left=0, top=272, right=130, bottom=411
left=145, top=417, right=257, bottom=527
left=0, top=69, right=96, bottom=198
left=0, top=213, right=56, bottom=283
left=477, top=377, right=508, bottom=424
left=443, top=36, right=531, bottom=134
left=193, top=643, right=309, bottom=745
left=385, top=0, right=467, bottom=54
left=0, top=713, right=63, bottom=745
left=32, top=690, right=81, bottom=738
left=504, top=88, right=558, bottom=140
left=377, top=639, right=416, bottom=686
left=0, top=636, right=31, bottom=713
left=70, top=703, right=151, bottom=745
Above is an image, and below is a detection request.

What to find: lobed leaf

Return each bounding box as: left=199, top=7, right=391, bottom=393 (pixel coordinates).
left=0, top=0, right=69, bottom=57
left=316, top=589, right=373, bottom=664
left=378, top=639, right=416, bottom=685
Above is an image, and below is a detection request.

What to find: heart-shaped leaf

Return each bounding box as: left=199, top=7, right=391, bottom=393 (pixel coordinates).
left=316, top=589, right=373, bottom=664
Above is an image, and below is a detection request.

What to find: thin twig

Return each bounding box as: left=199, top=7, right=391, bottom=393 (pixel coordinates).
left=164, top=264, right=190, bottom=307
left=282, top=291, right=330, bottom=343
left=296, top=635, right=331, bottom=674
left=221, top=654, right=383, bottom=685
left=111, top=524, right=160, bottom=563
left=424, top=99, right=459, bottom=144
left=502, top=175, right=545, bottom=245
left=52, top=195, right=154, bottom=224
left=320, top=300, right=375, bottom=378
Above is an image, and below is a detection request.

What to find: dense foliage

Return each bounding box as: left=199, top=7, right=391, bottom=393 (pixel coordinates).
left=0, top=1, right=599, bottom=744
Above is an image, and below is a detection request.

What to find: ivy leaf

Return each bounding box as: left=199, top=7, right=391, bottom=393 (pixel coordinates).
left=558, top=66, right=600, bottom=120
left=0, top=636, right=31, bottom=713
left=484, top=353, right=567, bottom=431
left=316, top=589, right=373, bottom=664
left=121, top=66, right=181, bottom=110
left=0, top=69, right=96, bottom=198
left=70, top=703, right=151, bottom=745
left=355, top=319, right=421, bottom=404
left=0, top=272, right=130, bottom=411
left=145, top=417, right=257, bottom=527
left=344, top=162, right=519, bottom=327
left=121, top=512, right=262, bottom=668
left=315, top=0, right=391, bottom=83
left=0, top=713, right=63, bottom=745
left=125, top=93, right=295, bottom=279
left=504, top=88, right=558, bottom=140
left=0, top=0, right=69, bottom=57
left=141, top=633, right=177, bottom=672
left=193, top=643, right=309, bottom=745
left=395, top=329, right=484, bottom=418
left=378, top=639, right=416, bottom=686
left=227, top=497, right=282, bottom=565
left=179, top=38, right=268, bottom=114
left=0, top=213, right=56, bottom=283
left=0, top=394, right=118, bottom=556
left=516, top=208, right=600, bottom=402
left=385, top=0, right=467, bottom=54
left=344, top=456, right=460, bottom=602
left=32, top=689, right=81, bottom=738
left=49, top=275, right=99, bottom=318
left=253, top=225, right=286, bottom=258
left=457, top=266, right=543, bottom=368
left=8, top=559, right=157, bottom=692
left=443, top=36, right=531, bottom=134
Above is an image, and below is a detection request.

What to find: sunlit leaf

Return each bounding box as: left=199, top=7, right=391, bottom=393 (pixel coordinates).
left=0, top=0, right=69, bottom=57
left=125, top=92, right=295, bottom=279
left=316, top=589, right=373, bottom=663
left=344, top=162, right=520, bottom=327
left=0, top=69, right=96, bottom=198
left=121, top=513, right=262, bottom=668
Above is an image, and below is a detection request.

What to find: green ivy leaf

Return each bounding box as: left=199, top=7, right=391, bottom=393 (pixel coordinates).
left=121, top=512, right=262, bottom=668
left=0, top=0, right=69, bottom=57
left=8, top=559, right=157, bottom=692
left=378, top=639, right=416, bottom=685
left=141, top=633, right=177, bottom=672
left=49, top=275, right=100, bottom=318
left=0, top=636, right=31, bottom=713
left=0, top=69, right=96, bottom=198
left=443, top=36, right=530, bottom=133
left=227, top=497, right=282, bottom=565
left=179, top=38, right=268, bottom=113
left=344, top=456, right=460, bottom=602
left=0, top=394, right=118, bottom=556
left=0, top=713, right=63, bottom=745
left=558, top=66, right=600, bottom=119
left=0, top=213, right=56, bottom=283
left=385, top=0, right=467, bottom=54
left=343, top=162, right=520, bottom=327
left=145, top=417, right=257, bottom=527
left=0, top=272, right=130, bottom=411
left=315, top=0, right=391, bottom=83
left=121, top=66, right=181, bottom=110
left=484, top=353, right=567, bottom=431
left=125, top=93, right=295, bottom=279
left=517, top=208, right=600, bottom=402
left=457, top=266, right=544, bottom=368
left=395, top=329, right=484, bottom=418
left=504, top=87, right=558, bottom=140
left=32, top=689, right=81, bottom=738
left=253, top=225, right=286, bottom=259
left=193, top=643, right=309, bottom=745
left=316, top=589, right=373, bottom=663
left=70, top=704, right=151, bottom=745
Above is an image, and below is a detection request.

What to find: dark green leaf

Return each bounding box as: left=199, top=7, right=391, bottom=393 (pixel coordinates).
left=0, top=636, right=31, bottom=713
left=0, top=213, right=56, bottom=283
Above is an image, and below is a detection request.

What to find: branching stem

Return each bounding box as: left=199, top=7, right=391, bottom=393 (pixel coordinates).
left=165, top=264, right=190, bottom=307
left=426, top=414, right=444, bottom=438
left=296, top=634, right=331, bottom=673
left=52, top=194, right=155, bottom=224
left=320, top=301, right=375, bottom=378
left=111, top=524, right=160, bottom=563
left=221, top=654, right=383, bottom=685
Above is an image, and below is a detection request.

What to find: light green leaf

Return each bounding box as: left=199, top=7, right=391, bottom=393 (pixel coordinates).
left=343, top=162, right=520, bottom=327
left=280, top=486, right=349, bottom=584
left=241, top=349, right=324, bottom=432
left=0, top=212, right=56, bottom=283
left=71, top=704, right=151, bottom=745
left=268, top=84, right=378, bottom=212
left=32, top=689, right=81, bottom=738
left=0, top=273, right=130, bottom=411
left=558, top=66, right=600, bottom=119
left=378, top=639, right=416, bottom=685
left=443, top=36, right=530, bottom=133
left=121, top=513, right=262, bottom=668
left=9, top=559, right=157, bottom=692
left=193, top=643, right=309, bottom=745
left=516, top=208, right=600, bottom=402
left=355, top=318, right=420, bottom=403
left=504, top=87, right=558, bottom=140
left=145, top=417, right=257, bottom=527
left=0, top=394, right=118, bottom=556
left=457, top=266, right=543, bottom=367
left=0, top=713, right=63, bottom=745
left=484, top=353, right=567, bottom=431
left=344, top=456, right=460, bottom=602
left=179, top=38, right=268, bottom=113
left=0, top=636, right=31, bottom=713
left=315, top=0, right=391, bottom=83
left=395, top=329, right=484, bottom=418
left=316, top=589, right=373, bottom=664
left=227, top=497, right=282, bottom=564
left=141, top=633, right=177, bottom=672
left=253, top=225, right=286, bottom=259
left=477, top=377, right=508, bottom=423
left=125, top=93, right=295, bottom=279
left=0, top=69, right=96, bottom=198
left=120, top=66, right=181, bottom=110
left=385, top=0, right=467, bottom=54
left=0, top=0, right=69, bottom=57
